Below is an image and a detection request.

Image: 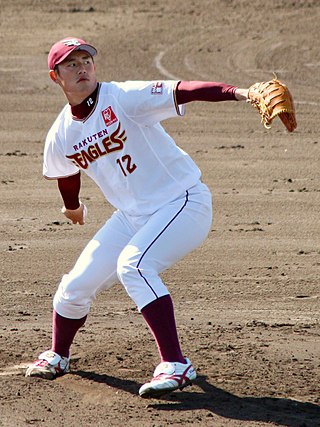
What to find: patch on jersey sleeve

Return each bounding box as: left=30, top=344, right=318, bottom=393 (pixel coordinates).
left=102, top=106, right=118, bottom=127
left=151, top=82, right=163, bottom=95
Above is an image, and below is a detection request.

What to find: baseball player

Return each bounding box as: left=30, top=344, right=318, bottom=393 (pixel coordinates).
left=25, top=37, right=249, bottom=398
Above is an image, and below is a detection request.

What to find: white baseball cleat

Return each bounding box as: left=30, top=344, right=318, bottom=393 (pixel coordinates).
left=139, top=358, right=196, bottom=398
left=25, top=350, right=70, bottom=380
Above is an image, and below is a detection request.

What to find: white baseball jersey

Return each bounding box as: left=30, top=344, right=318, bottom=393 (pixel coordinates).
left=43, top=80, right=201, bottom=215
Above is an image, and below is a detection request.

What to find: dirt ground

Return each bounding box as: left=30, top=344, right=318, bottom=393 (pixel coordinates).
left=0, top=0, right=319, bottom=426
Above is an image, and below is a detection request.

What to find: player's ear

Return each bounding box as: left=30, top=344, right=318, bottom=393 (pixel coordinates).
left=49, top=70, right=59, bottom=83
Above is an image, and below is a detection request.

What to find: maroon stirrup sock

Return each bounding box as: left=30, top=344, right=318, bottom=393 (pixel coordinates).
left=141, top=295, right=185, bottom=364
left=52, top=310, right=87, bottom=358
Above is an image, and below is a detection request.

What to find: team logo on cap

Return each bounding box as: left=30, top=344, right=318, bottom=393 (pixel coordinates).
left=102, top=106, right=118, bottom=127
left=63, top=39, right=82, bottom=47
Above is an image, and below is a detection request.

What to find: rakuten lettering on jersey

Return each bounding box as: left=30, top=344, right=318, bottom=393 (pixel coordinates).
left=73, top=128, right=109, bottom=151
left=66, top=122, right=127, bottom=169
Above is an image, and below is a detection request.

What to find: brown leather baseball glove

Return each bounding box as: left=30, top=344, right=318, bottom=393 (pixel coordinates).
left=248, top=77, right=297, bottom=132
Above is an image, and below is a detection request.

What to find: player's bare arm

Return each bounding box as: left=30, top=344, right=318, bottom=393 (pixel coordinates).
left=234, top=88, right=249, bottom=100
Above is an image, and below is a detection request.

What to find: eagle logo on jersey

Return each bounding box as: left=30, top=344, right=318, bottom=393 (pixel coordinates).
left=102, top=106, right=118, bottom=127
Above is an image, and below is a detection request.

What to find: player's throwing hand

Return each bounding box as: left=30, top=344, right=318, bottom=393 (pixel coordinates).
left=61, top=202, right=87, bottom=225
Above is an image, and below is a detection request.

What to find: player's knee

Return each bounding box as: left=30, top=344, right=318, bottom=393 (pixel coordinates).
left=116, top=246, right=139, bottom=285
left=53, top=274, right=92, bottom=318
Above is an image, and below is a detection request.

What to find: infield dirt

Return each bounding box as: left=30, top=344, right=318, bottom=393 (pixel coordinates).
left=0, top=1, right=319, bottom=426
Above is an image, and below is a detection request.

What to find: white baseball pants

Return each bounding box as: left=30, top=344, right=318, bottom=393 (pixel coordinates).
left=53, top=181, right=212, bottom=318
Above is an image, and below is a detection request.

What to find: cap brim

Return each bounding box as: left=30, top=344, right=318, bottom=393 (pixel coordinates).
left=74, top=44, right=97, bottom=57
left=54, top=44, right=97, bottom=68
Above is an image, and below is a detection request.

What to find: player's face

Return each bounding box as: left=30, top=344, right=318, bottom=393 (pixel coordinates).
left=52, top=51, right=97, bottom=105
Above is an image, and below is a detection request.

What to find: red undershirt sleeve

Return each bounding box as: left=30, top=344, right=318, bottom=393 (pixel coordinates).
left=57, top=172, right=81, bottom=210
left=176, top=81, right=238, bottom=104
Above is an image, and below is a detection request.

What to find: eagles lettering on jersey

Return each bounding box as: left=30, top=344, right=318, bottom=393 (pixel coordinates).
left=66, top=122, right=129, bottom=170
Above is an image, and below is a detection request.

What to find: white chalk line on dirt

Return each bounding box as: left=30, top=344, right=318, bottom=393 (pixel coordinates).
left=153, top=24, right=320, bottom=108
left=155, top=50, right=320, bottom=107
left=153, top=26, right=227, bottom=82
left=0, top=363, right=29, bottom=376
left=0, top=68, right=48, bottom=73
left=0, top=364, right=144, bottom=377
left=154, top=51, right=181, bottom=81
left=296, top=100, right=320, bottom=106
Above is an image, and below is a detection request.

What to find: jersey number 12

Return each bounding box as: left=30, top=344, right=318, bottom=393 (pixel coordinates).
left=116, top=155, right=137, bottom=176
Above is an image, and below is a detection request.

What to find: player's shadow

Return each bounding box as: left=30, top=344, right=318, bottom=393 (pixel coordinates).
left=73, top=371, right=320, bottom=427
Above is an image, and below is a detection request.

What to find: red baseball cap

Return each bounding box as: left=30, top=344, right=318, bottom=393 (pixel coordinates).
left=48, top=37, right=97, bottom=70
